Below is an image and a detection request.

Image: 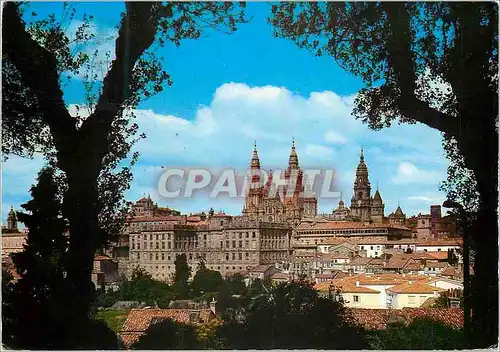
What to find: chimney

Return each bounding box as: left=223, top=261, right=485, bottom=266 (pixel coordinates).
left=209, top=297, right=217, bottom=315
left=356, top=281, right=359, bottom=287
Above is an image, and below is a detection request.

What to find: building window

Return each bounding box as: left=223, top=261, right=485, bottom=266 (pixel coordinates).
left=156, top=242, right=159, bottom=249
left=232, top=241, right=236, bottom=248
left=189, top=254, right=192, bottom=260
left=226, top=254, right=229, bottom=261
left=232, top=253, right=235, bottom=260
left=150, top=234, right=153, bottom=241
left=239, top=253, right=242, bottom=260
left=155, top=253, right=159, bottom=260
left=370, top=246, right=374, bottom=250
left=168, top=242, right=171, bottom=249
left=162, top=234, right=165, bottom=240
left=438, top=248, right=442, bottom=252
left=408, top=296, right=416, bottom=304
left=137, top=253, right=140, bottom=260
left=162, top=242, right=165, bottom=249
left=161, top=253, right=165, bottom=260
left=150, top=242, right=153, bottom=249
left=239, top=241, right=242, bottom=248
left=204, top=234, right=207, bottom=240
left=132, top=240, right=135, bottom=250
left=149, top=253, right=153, bottom=261
left=253, top=232, right=256, bottom=238
left=168, top=256, right=171, bottom=261
left=353, top=295, right=360, bottom=303
left=226, top=241, right=229, bottom=248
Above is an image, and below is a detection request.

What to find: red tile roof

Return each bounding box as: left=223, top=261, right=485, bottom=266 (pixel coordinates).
left=297, top=220, right=411, bottom=231
left=128, top=216, right=186, bottom=223
left=387, top=281, right=443, bottom=294
left=315, top=279, right=380, bottom=294
left=349, top=308, right=464, bottom=330
left=120, top=308, right=215, bottom=348
left=94, top=254, right=113, bottom=261
left=426, top=251, right=450, bottom=260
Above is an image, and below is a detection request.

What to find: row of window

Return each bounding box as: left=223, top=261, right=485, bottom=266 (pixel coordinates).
left=299, top=229, right=388, bottom=235
left=134, top=252, right=207, bottom=261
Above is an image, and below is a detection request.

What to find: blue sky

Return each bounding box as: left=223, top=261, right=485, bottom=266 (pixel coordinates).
left=2, top=2, right=450, bottom=225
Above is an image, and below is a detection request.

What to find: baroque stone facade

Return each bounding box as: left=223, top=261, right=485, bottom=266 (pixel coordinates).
left=242, top=140, right=318, bottom=225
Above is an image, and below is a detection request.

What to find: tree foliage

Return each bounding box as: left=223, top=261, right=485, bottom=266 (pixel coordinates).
left=2, top=2, right=247, bottom=342
left=191, top=260, right=224, bottom=295
left=132, top=319, right=198, bottom=350
left=270, top=3, right=498, bottom=346
left=367, top=318, right=465, bottom=349
left=217, top=279, right=367, bottom=349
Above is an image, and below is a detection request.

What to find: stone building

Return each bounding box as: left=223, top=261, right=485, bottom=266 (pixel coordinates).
left=242, top=140, right=318, bottom=225
left=293, top=218, right=412, bottom=253
left=126, top=211, right=291, bottom=281
left=406, top=205, right=456, bottom=239
left=2, top=207, right=27, bottom=260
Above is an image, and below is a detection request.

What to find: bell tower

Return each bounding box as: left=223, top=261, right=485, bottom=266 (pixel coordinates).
left=351, top=147, right=372, bottom=222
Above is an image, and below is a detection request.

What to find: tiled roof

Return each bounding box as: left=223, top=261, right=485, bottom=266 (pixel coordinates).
left=348, top=257, right=373, bottom=266
left=297, top=220, right=411, bottom=231
left=94, top=254, right=113, bottom=261
left=416, top=239, right=462, bottom=246
left=128, top=216, right=186, bottom=223
left=349, top=308, right=464, bottom=330
left=270, top=273, right=292, bottom=280
left=120, top=308, right=215, bottom=348
left=441, top=266, right=459, bottom=277
left=315, top=279, right=380, bottom=294
left=426, top=251, right=449, bottom=260
left=387, top=281, right=443, bottom=294
left=425, top=262, right=448, bottom=268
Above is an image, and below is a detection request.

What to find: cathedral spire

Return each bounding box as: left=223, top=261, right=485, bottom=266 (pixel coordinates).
left=250, top=141, right=261, bottom=169
left=360, top=146, right=364, bottom=163
left=288, top=138, right=299, bottom=168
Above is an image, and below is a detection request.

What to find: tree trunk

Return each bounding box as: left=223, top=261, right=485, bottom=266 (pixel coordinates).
left=62, top=156, right=101, bottom=332
left=464, top=125, right=498, bottom=347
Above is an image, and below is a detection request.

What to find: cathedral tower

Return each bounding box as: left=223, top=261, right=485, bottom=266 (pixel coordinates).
left=351, top=147, right=372, bottom=222
left=371, top=182, right=385, bottom=223
left=6, top=206, right=18, bottom=232
left=243, top=142, right=264, bottom=216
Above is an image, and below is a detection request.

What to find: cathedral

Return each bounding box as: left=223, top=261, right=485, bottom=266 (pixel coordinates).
left=332, top=147, right=385, bottom=223
left=242, top=140, right=318, bottom=225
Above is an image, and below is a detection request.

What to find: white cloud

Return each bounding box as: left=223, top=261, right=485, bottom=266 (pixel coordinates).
left=304, top=144, right=334, bottom=160
left=391, top=161, right=444, bottom=185
left=324, top=130, right=347, bottom=144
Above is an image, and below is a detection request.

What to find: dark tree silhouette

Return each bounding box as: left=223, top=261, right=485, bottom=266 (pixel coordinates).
left=132, top=319, right=198, bottom=350
left=2, top=1, right=247, bottom=334
left=270, top=3, right=498, bottom=346
left=173, top=253, right=191, bottom=298
left=191, top=260, right=224, bottom=295
left=367, top=317, right=465, bottom=349
left=217, top=279, right=367, bottom=349
left=2, top=167, right=118, bottom=348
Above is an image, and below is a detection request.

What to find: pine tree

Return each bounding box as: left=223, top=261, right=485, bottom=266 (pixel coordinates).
left=2, top=167, right=68, bottom=348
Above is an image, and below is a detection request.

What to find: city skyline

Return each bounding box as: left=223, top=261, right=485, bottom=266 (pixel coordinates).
left=2, top=2, right=449, bottom=223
